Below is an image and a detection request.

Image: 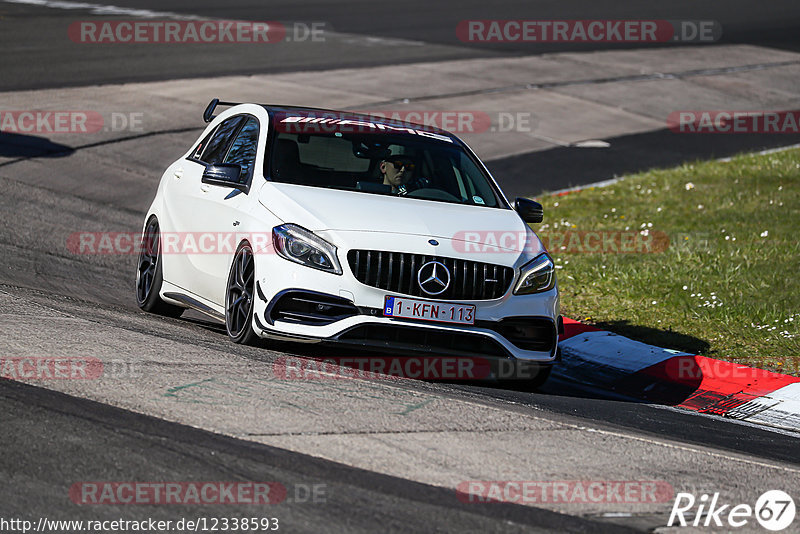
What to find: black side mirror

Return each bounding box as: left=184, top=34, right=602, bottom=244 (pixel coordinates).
left=202, top=163, right=247, bottom=192
left=515, top=197, right=544, bottom=223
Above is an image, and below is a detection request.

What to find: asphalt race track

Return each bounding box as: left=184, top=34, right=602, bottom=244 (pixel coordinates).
left=1, top=1, right=800, bottom=532
left=2, top=0, right=800, bottom=90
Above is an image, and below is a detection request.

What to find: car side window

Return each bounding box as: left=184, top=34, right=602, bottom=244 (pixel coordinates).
left=223, top=117, right=260, bottom=184
left=200, top=116, right=246, bottom=165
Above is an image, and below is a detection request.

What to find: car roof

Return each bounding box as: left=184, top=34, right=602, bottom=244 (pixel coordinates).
left=260, top=104, right=452, bottom=136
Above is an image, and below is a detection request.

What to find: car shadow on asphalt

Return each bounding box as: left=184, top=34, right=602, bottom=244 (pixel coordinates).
left=179, top=311, right=714, bottom=408
left=0, top=132, right=75, bottom=159
left=168, top=312, right=800, bottom=469
left=591, top=320, right=711, bottom=356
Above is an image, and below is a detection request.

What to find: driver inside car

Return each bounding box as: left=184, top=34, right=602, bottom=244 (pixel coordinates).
left=379, top=156, right=429, bottom=195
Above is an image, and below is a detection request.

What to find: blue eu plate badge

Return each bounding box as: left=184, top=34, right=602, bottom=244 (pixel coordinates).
left=384, top=296, right=395, bottom=316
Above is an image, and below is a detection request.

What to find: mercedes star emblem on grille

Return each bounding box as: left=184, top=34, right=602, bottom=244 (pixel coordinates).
left=417, top=261, right=451, bottom=295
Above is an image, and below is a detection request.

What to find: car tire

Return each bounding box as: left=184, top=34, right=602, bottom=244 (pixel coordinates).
left=225, top=242, right=258, bottom=345
left=136, top=217, right=184, bottom=318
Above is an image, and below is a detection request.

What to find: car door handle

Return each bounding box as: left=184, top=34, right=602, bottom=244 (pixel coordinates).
left=173, top=168, right=184, bottom=179
left=200, top=184, right=210, bottom=192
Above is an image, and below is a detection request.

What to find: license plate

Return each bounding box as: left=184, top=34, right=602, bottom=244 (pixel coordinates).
left=383, top=296, right=475, bottom=325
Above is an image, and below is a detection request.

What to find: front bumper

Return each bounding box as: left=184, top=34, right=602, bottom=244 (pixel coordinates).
left=251, top=230, right=560, bottom=362
left=252, top=282, right=560, bottom=363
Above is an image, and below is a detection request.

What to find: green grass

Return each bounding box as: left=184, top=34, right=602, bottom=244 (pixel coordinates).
left=533, top=148, right=800, bottom=375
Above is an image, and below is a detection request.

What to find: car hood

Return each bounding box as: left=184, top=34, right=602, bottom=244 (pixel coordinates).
left=259, top=182, right=545, bottom=255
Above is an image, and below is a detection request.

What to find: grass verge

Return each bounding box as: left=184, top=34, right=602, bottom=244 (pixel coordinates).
left=534, top=147, right=800, bottom=375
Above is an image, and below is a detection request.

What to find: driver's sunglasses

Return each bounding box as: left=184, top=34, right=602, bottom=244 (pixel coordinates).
left=387, top=159, right=415, bottom=171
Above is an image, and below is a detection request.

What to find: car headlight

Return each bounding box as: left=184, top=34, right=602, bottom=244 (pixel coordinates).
left=272, top=224, right=342, bottom=275
left=514, top=253, right=556, bottom=295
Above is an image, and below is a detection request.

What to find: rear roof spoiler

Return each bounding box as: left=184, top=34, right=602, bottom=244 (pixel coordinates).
left=203, top=98, right=243, bottom=123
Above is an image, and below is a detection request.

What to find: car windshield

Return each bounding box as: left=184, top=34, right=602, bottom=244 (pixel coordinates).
left=267, top=114, right=506, bottom=208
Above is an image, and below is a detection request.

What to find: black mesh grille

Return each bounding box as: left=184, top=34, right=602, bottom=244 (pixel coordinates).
left=347, top=250, right=514, bottom=300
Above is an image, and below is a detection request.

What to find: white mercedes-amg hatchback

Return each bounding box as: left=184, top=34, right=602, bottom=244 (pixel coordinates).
left=137, top=99, right=561, bottom=385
